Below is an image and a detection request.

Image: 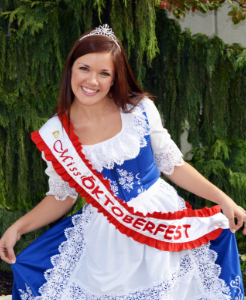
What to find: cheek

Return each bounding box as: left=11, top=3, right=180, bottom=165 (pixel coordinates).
left=71, top=72, right=76, bottom=89
left=71, top=72, right=83, bottom=90
left=103, top=79, right=114, bottom=91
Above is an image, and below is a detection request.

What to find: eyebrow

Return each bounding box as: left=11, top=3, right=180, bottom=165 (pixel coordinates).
left=77, top=62, right=112, bottom=72
left=77, top=63, right=90, bottom=67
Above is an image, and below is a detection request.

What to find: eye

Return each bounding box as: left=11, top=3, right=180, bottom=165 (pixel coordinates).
left=101, top=72, right=110, bottom=76
left=79, top=67, right=88, bottom=71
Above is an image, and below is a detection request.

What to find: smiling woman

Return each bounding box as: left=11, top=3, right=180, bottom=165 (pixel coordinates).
left=0, top=24, right=245, bottom=300
left=69, top=52, right=122, bottom=146
left=71, top=53, right=115, bottom=106
left=56, top=29, right=151, bottom=143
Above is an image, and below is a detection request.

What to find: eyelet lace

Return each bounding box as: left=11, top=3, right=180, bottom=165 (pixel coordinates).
left=46, top=178, right=78, bottom=201
left=82, top=102, right=151, bottom=172
left=154, top=140, right=184, bottom=175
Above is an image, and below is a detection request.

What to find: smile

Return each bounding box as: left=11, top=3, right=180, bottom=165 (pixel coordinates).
left=81, top=86, right=99, bottom=95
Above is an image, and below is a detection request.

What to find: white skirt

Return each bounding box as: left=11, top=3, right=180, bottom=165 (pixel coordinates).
left=40, top=179, right=232, bottom=300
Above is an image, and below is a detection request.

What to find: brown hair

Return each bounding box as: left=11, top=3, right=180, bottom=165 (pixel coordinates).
left=57, top=28, right=153, bottom=124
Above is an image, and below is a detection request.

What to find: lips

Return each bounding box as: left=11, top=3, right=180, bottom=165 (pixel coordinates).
left=81, top=86, right=98, bottom=95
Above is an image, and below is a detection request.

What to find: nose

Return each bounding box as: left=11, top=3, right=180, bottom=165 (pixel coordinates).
left=86, top=72, right=98, bottom=87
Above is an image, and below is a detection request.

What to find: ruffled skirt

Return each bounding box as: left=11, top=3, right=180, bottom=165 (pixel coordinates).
left=12, top=179, right=244, bottom=300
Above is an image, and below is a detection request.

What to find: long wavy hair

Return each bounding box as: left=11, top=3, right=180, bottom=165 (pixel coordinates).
left=57, top=28, right=153, bottom=129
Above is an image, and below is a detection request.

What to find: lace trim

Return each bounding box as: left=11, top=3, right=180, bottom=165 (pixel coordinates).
left=17, top=206, right=94, bottom=300
left=17, top=204, right=234, bottom=300
left=159, top=180, right=179, bottom=197
left=158, top=180, right=187, bottom=210
left=65, top=240, right=234, bottom=300
left=46, top=178, right=78, bottom=201
left=18, top=241, right=235, bottom=300
left=154, top=140, right=184, bottom=175
left=190, top=244, right=232, bottom=300
left=178, top=197, right=187, bottom=210
left=37, top=205, right=94, bottom=299
left=69, top=269, right=180, bottom=299
left=82, top=101, right=151, bottom=172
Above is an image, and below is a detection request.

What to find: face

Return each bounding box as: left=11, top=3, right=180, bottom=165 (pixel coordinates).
left=71, top=52, right=115, bottom=108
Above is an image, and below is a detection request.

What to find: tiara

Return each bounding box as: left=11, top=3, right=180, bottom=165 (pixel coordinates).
left=79, top=24, right=121, bottom=51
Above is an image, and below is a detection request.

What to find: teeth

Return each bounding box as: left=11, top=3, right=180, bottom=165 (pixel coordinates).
left=82, top=87, right=98, bottom=94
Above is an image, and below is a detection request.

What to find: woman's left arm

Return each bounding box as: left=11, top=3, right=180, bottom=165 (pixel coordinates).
left=142, top=98, right=246, bottom=234
left=164, top=162, right=246, bottom=234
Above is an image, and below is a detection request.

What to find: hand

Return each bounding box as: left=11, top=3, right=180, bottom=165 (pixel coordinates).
left=219, top=197, right=246, bottom=234
left=0, top=227, right=21, bottom=264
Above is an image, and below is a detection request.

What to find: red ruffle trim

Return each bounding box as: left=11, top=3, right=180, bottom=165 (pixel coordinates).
left=31, top=116, right=224, bottom=252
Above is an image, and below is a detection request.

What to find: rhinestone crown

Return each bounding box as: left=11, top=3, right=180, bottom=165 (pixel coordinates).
left=79, top=24, right=121, bottom=50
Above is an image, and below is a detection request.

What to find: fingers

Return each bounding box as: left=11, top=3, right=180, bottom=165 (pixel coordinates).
left=235, top=217, right=244, bottom=232
left=242, top=211, right=246, bottom=235
left=228, top=216, right=236, bottom=233
left=231, top=206, right=246, bottom=234
left=6, top=245, right=16, bottom=264
left=235, top=207, right=246, bottom=231
left=0, top=245, right=16, bottom=264
left=0, top=246, right=10, bottom=264
left=235, top=212, right=244, bottom=231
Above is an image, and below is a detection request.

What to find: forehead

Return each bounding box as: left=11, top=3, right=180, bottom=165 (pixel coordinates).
left=74, top=52, right=114, bottom=70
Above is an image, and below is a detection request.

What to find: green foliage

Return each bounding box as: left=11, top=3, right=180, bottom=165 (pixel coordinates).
left=0, top=1, right=246, bottom=270
left=175, top=140, right=246, bottom=208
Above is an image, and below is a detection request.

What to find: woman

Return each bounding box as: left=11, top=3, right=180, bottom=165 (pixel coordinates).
left=0, top=24, right=245, bottom=300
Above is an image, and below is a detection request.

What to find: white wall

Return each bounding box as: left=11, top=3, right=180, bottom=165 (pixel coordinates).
left=176, top=9, right=215, bottom=36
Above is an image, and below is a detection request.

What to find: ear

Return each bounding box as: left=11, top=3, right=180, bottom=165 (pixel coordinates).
left=111, top=81, right=114, bottom=86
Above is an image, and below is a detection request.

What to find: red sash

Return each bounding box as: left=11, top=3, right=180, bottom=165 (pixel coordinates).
left=31, top=114, right=229, bottom=252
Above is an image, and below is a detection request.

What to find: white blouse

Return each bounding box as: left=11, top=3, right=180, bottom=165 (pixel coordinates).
left=42, top=98, right=184, bottom=201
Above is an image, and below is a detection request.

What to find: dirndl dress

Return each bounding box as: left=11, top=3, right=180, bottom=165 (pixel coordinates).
left=11, top=98, right=244, bottom=300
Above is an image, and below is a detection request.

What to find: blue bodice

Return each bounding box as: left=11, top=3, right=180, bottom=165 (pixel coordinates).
left=101, top=115, right=160, bottom=202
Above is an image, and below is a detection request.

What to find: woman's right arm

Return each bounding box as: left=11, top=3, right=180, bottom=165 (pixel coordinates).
left=0, top=194, right=76, bottom=264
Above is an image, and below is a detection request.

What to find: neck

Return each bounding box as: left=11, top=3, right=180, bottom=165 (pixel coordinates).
left=70, top=96, right=118, bottom=124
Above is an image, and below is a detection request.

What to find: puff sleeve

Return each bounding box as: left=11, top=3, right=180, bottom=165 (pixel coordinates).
left=41, top=152, right=78, bottom=201
left=143, top=98, right=184, bottom=175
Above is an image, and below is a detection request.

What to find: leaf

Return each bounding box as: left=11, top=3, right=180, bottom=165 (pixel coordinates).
left=236, top=10, right=243, bottom=19
left=228, top=10, right=235, bottom=16
left=233, top=18, right=241, bottom=24
left=200, top=2, right=208, bottom=12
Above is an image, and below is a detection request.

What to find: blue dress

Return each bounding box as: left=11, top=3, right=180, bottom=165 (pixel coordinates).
left=12, top=98, right=244, bottom=300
